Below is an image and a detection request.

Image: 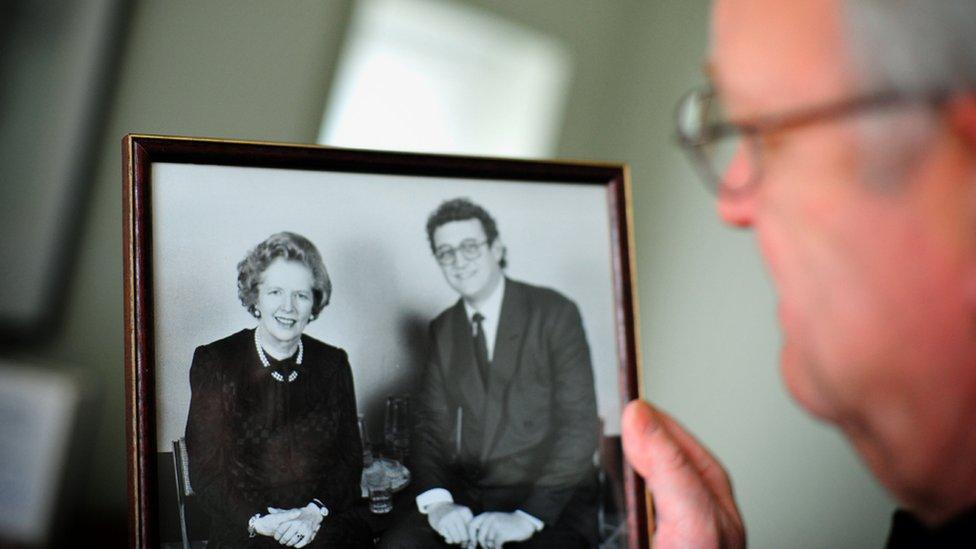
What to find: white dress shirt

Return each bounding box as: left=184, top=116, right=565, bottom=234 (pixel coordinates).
left=462, top=276, right=505, bottom=361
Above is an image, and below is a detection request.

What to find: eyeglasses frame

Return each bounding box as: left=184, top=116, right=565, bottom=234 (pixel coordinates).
left=675, top=85, right=950, bottom=194
left=433, top=239, right=490, bottom=266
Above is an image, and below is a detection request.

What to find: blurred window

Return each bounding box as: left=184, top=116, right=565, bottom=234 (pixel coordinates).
left=0, top=362, right=80, bottom=546
left=318, top=0, right=572, bottom=157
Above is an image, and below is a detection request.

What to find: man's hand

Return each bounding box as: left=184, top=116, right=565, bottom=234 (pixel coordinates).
left=427, top=501, right=474, bottom=545
left=622, top=400, right=745, bottom=549
left=251, top=509, right=301, bottom=537
left=269, top=505, right=323, bottom=548
left=467, top=511, right=536, bottom=548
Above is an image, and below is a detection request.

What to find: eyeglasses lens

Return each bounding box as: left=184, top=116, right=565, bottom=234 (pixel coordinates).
left=458, top=240, right=484, bottom=260
left=679, top=89, right=755, bottom=193
left=435, top=240, right=485, bottom=265
left=435, top=250, right=455, bottom=265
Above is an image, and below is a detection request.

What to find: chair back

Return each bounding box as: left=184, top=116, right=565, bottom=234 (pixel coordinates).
left=173, top=437, right=193, bottom=496
left=172, top=438, right=193, bottom=549
left=596, top=423, right=626, bottom=548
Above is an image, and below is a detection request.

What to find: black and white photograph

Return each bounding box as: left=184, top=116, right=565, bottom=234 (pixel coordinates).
left=124, top=135, right=644, bottom=548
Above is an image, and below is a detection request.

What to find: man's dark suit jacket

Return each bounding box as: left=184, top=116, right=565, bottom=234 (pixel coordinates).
left=412, top=278, right=599, bottom=534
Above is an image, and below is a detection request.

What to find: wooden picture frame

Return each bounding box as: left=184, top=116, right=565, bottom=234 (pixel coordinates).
left=123, top=134, right=646, bottom=548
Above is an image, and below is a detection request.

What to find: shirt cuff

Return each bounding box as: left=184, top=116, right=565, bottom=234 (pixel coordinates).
left=515, top=510, right=544, bottom=531
left=416, top=488, right=454, bottom=514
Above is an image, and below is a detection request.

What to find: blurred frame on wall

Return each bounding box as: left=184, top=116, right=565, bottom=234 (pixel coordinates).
left=0, top=361, right=90, bottom=547
left=0, top=0, right=128, bottom=343
left=123, top=135, right=647, bottom=547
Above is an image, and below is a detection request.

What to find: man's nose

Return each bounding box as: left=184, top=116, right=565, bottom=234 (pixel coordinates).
left=716, top=148, right=758, bottom=227
left=453, top=252, right=470, bottom=268
left=717, top=189, right=758, bottom=227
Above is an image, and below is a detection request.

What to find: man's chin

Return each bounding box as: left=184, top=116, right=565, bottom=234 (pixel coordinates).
left=780, top=344, right=839, bottom=423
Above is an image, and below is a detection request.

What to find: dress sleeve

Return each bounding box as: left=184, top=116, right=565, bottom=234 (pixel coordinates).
left=312, top=350, right=363, bottom=513
left=184, top=345, right=263, bottom=530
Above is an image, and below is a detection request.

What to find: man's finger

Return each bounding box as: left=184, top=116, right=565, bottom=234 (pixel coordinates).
left=469, top=513, right=487, bottom=528
left=478, top=514, right=496, bottom=548
left=453, top=514, right=471, bottom=545
left=435, top=517, right=452, bottom=544
left=467, top=513, right=485, bottom=542
left=474, top=514, right=488, bottom=547
left=622, top=400, right=711, bottom=503
left=445, top=514, right=466, bottom=544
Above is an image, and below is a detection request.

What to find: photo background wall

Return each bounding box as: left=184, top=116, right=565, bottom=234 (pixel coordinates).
left=150, top=163, right=623, bottom=448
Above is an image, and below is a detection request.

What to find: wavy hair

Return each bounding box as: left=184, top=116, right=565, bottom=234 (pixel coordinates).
left=236, top=231, right=331, bottom=320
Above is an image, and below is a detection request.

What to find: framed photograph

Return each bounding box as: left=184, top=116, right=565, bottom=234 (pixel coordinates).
left=123, top=135, right=646, bottom=548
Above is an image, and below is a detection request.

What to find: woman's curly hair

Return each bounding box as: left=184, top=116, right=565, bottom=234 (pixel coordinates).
left=236, top=231, right=331, bottom=320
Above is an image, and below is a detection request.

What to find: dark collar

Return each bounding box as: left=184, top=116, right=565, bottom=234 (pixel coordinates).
left=887, top=506, right=976, bottom=548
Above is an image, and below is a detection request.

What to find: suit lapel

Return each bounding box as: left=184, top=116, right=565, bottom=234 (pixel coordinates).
left=480, top=279, right=528, bottom=461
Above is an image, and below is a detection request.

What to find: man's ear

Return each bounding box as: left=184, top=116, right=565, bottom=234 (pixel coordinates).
left=490, top=238, right=505, bottom=263
left=947, top=92, right=976, bottom=151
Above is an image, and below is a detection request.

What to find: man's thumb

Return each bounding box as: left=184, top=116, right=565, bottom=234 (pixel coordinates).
left=622, top=400, right=696, bottom=497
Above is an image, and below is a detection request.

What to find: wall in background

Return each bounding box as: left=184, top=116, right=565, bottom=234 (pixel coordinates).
left=9, top=0, right=894, bottom=545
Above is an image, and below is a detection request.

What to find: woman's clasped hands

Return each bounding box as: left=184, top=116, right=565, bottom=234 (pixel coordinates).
left=255, top=504, right=324, bottom=548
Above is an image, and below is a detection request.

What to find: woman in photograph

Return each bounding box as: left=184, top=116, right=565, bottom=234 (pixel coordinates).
left=184, top=231, right=370, bottom=548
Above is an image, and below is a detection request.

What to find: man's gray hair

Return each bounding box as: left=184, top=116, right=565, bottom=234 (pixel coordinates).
left=844, top=0, right=976, bottom=184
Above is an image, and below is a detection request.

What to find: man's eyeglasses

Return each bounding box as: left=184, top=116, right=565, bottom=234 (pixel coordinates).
left=674, top=86, right=947, bottom=194
left=434, top=239, right=489, bottom=266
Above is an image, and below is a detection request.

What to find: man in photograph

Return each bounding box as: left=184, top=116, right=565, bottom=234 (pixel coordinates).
left=380, top=198, right=600, bottom=548
left=622, top=0, right=976, bottom=546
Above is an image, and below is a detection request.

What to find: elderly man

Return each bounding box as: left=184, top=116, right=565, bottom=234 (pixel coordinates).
left=623, top=0, right=976, bottom=546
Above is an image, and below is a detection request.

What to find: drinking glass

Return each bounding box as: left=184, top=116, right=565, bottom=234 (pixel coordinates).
left=364, top=461, right=392, bottom=514
left=357, top=413, right=374, bottom=466
left=384, top=396, right=411, bottom=460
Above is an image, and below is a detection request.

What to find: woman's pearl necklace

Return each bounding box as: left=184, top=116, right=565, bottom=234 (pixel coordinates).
left=254, top=328, right=303, bottom=383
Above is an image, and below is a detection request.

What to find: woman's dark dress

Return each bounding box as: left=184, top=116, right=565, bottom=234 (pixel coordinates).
left=185, top=328, right=370, bottom=547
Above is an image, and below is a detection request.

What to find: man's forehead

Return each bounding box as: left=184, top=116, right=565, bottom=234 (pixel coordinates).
left=433, top=219, right=486, bottom=245
left=710, top=0, right=855, bottom=115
